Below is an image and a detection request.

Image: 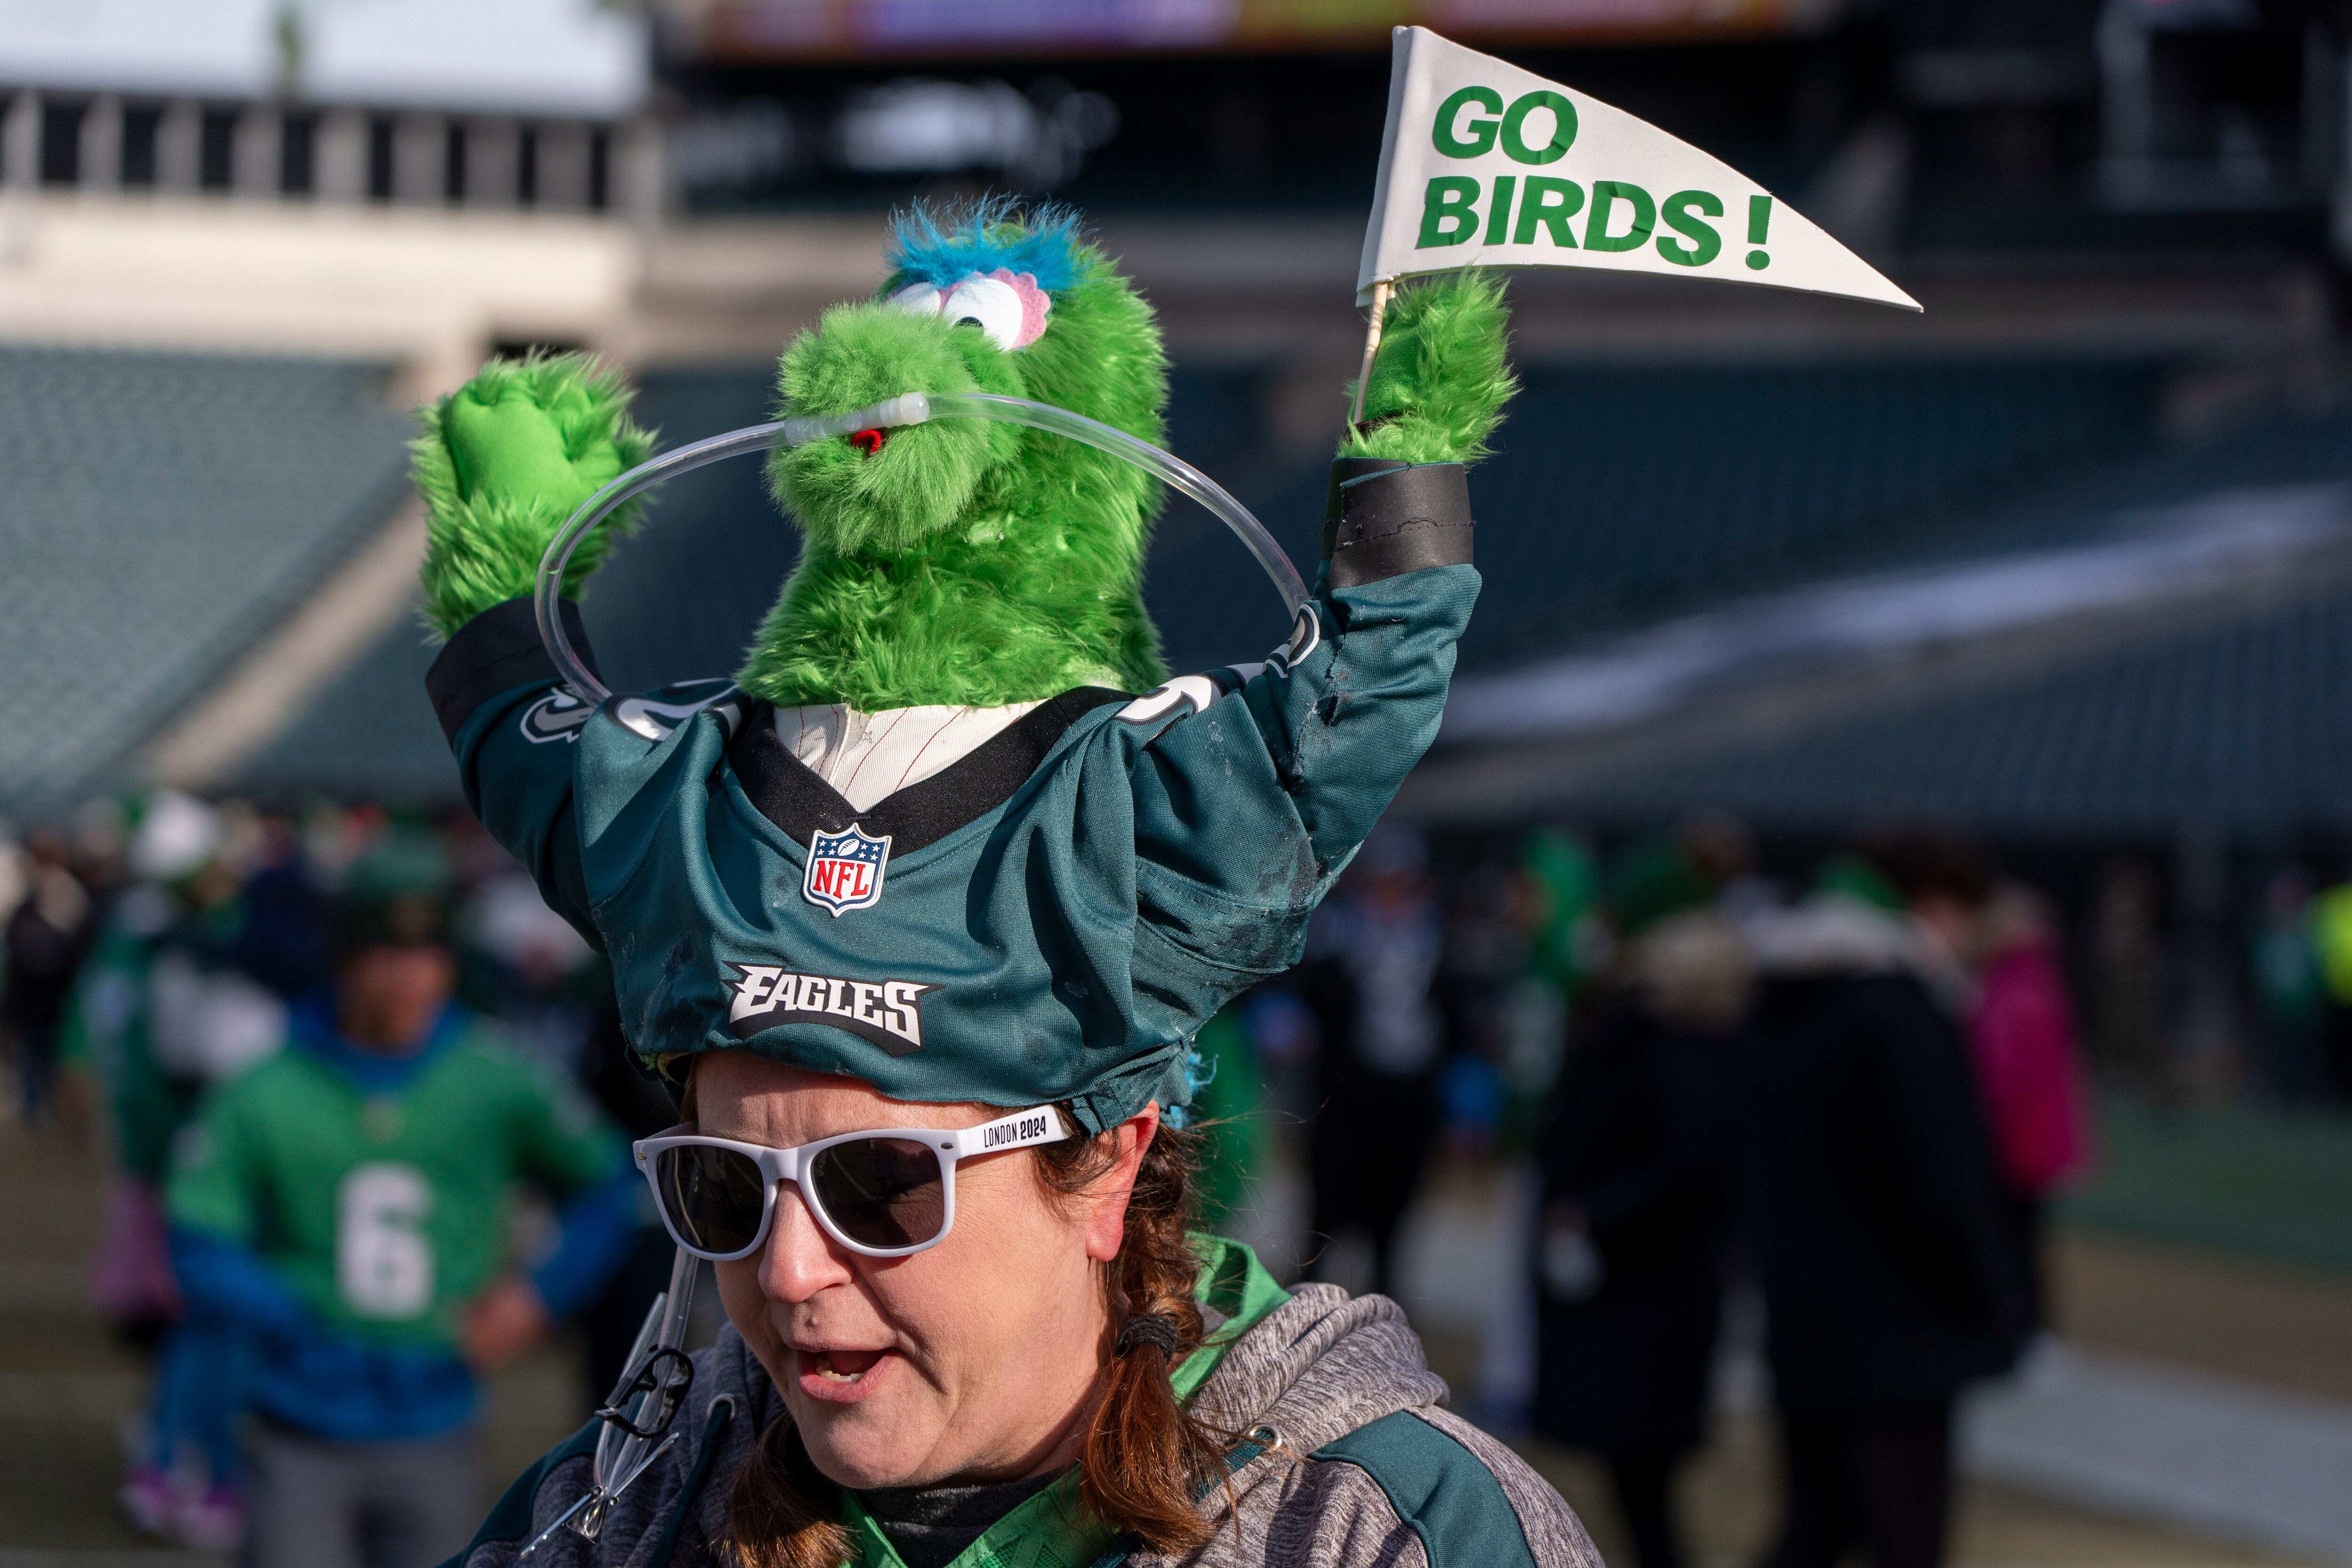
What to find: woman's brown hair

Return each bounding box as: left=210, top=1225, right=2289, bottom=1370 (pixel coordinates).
left=723, top=1103, right=1230, bottom=1568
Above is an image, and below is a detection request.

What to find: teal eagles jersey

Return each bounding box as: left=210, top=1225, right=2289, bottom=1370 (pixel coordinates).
left=425, top=461, right=1479, bottom=1134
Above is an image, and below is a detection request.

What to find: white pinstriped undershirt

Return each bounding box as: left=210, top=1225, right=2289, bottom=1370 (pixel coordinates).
left=775, top=701, right=1045, bottom=812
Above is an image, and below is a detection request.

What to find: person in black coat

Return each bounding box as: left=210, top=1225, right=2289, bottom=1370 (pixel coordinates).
left=1290, top=820, right=1453, bottom=1303
left=1533, top=844, right=1744, bottom=1568
left=1739, top=857, right=2029, bottom=1568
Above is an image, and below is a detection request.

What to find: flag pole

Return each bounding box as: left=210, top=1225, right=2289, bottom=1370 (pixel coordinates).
left=1347, top=278, right=1394, bottom=433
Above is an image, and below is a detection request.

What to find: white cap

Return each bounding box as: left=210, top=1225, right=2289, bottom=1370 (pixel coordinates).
left=130, top=790, right=223, bottom=883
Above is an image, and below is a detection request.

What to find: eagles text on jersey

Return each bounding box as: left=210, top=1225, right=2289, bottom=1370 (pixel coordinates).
left=726, top=964, right=934, bottom=1055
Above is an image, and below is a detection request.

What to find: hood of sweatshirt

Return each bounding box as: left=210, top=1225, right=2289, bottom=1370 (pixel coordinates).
left=1187, top=1281, right=1446, bottom=1452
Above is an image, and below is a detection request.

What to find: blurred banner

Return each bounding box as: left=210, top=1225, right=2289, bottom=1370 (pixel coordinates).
left=696, top=0, right=1835, bottom=61
left=1357, top=27, right=1916, bottom=310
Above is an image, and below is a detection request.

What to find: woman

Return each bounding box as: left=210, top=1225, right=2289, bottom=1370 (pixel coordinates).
left=419, top=221, right=1587, bottom=1564
left=448, top=1052, right=1593, bottom=1567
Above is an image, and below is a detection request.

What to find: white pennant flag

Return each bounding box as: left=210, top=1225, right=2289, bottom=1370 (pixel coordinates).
left=1357, top=27, right=1919, bottom=312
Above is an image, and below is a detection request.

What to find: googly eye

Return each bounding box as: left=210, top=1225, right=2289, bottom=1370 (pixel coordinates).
left=942, top=275, right=1025, bottom=351
left=886, top=282, right=943, bottom=316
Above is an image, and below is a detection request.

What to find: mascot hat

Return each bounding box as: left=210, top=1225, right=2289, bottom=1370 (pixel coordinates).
left=418, top=201, right=1507, bottom=1133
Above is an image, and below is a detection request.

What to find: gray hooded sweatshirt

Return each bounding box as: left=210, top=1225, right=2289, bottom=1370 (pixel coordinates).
left=453, top=1284, right=1599, bottom=1568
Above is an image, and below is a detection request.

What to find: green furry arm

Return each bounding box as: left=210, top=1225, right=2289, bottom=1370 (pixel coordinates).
left=1338, top=271, right=1515, bottom=466
left=413, top=353, right=657, bottom=641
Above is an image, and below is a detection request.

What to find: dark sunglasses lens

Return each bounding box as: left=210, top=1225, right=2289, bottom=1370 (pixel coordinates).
left=652, top=1146, right=769, bottom=1257
left=809, top=1138, right=946, bottom=1251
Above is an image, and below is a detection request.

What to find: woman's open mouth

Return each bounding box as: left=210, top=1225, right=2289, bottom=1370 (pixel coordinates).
left=796, top=1346, right=894, bottom=1403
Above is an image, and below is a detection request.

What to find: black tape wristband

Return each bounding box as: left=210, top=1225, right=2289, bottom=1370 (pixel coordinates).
left=425, top=596, right=600, bottom=745
left=1319, top=459, right=1474, bottom=589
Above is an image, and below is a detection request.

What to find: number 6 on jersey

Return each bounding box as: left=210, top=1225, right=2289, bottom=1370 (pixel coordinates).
left=337, top=1162, right=435, bottom=1319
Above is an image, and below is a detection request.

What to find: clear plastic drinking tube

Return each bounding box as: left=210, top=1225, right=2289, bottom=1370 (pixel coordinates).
left=533, top=391, right=1310, bottom=706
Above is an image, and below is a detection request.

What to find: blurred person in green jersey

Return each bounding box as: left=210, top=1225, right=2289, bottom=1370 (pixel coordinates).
left=153, top=830, right=639, bottom=1567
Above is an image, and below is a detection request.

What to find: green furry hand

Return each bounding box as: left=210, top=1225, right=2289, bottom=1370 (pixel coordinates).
left=1339, top=272, right=1515, bottom=467
left=413, top=354, right=655, bottom=641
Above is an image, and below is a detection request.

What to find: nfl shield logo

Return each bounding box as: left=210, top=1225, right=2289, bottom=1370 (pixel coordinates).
left=803, top=826, right=891, bottom=916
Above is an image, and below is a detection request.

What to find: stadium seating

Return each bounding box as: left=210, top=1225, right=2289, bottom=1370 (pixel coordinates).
left=243, top=353, right=2304, bottom=810
left=0, top=346, right=409, bottom=810
left=1549, top=582, right=2352, bottom=835
left=1147, top=358, right=2165, bottom=674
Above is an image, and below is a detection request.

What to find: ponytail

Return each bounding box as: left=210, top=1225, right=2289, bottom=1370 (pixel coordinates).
left=1041, top=1116, right=1230, bottom=1554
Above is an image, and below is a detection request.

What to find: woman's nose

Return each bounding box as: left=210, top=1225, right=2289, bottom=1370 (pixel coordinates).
left=758, top=1182, right=854, bottom=1304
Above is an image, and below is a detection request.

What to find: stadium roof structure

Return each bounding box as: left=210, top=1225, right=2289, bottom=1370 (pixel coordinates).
left=0, top=344, right=410, bottom=816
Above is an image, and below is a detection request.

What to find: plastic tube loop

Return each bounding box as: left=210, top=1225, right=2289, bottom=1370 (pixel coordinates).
left=534, top=391, right=1310, bottom=708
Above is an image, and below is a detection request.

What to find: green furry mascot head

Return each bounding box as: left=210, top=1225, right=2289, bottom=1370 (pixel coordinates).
left=414, top=202, right=1510, bottom=699
left=745, top=202, right=1169, bottom=711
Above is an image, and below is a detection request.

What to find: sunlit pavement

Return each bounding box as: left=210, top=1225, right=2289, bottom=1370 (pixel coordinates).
left=4, top=1119, right=2344, bottom=1567
left=1967, top=1341, right=2352, bottom=1562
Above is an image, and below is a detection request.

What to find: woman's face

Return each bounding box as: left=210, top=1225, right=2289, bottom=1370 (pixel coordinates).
left=698, top=1053, right=1152, bottom=1488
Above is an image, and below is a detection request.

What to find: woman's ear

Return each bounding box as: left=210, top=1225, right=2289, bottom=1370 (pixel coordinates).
left=1081, top=1104, right=1161, bottom=1265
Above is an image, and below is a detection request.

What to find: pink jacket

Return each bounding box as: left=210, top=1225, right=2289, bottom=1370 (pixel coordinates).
left=1967, top=938, right=2094, bottom=1195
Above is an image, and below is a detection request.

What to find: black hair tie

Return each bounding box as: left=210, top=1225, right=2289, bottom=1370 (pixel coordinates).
left=1115, top=1313, right=1181, bottom=1361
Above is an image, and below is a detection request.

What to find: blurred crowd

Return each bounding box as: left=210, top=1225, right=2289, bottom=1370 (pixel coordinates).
left=5, top=790, right=2345, bottom=1568
left=1244, top=818, right=2096, bottom=1568
left=0, top=791, right=676, bottom=1567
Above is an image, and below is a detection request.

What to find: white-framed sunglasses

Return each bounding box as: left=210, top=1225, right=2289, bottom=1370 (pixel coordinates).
left=633, top=1105, right=1072, bottom=1261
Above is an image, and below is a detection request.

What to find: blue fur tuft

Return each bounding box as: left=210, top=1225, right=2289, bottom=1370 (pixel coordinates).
left=885, top=197, right=1083, bottom=294
left=1162, top=1045, right=1216, bottom=1128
